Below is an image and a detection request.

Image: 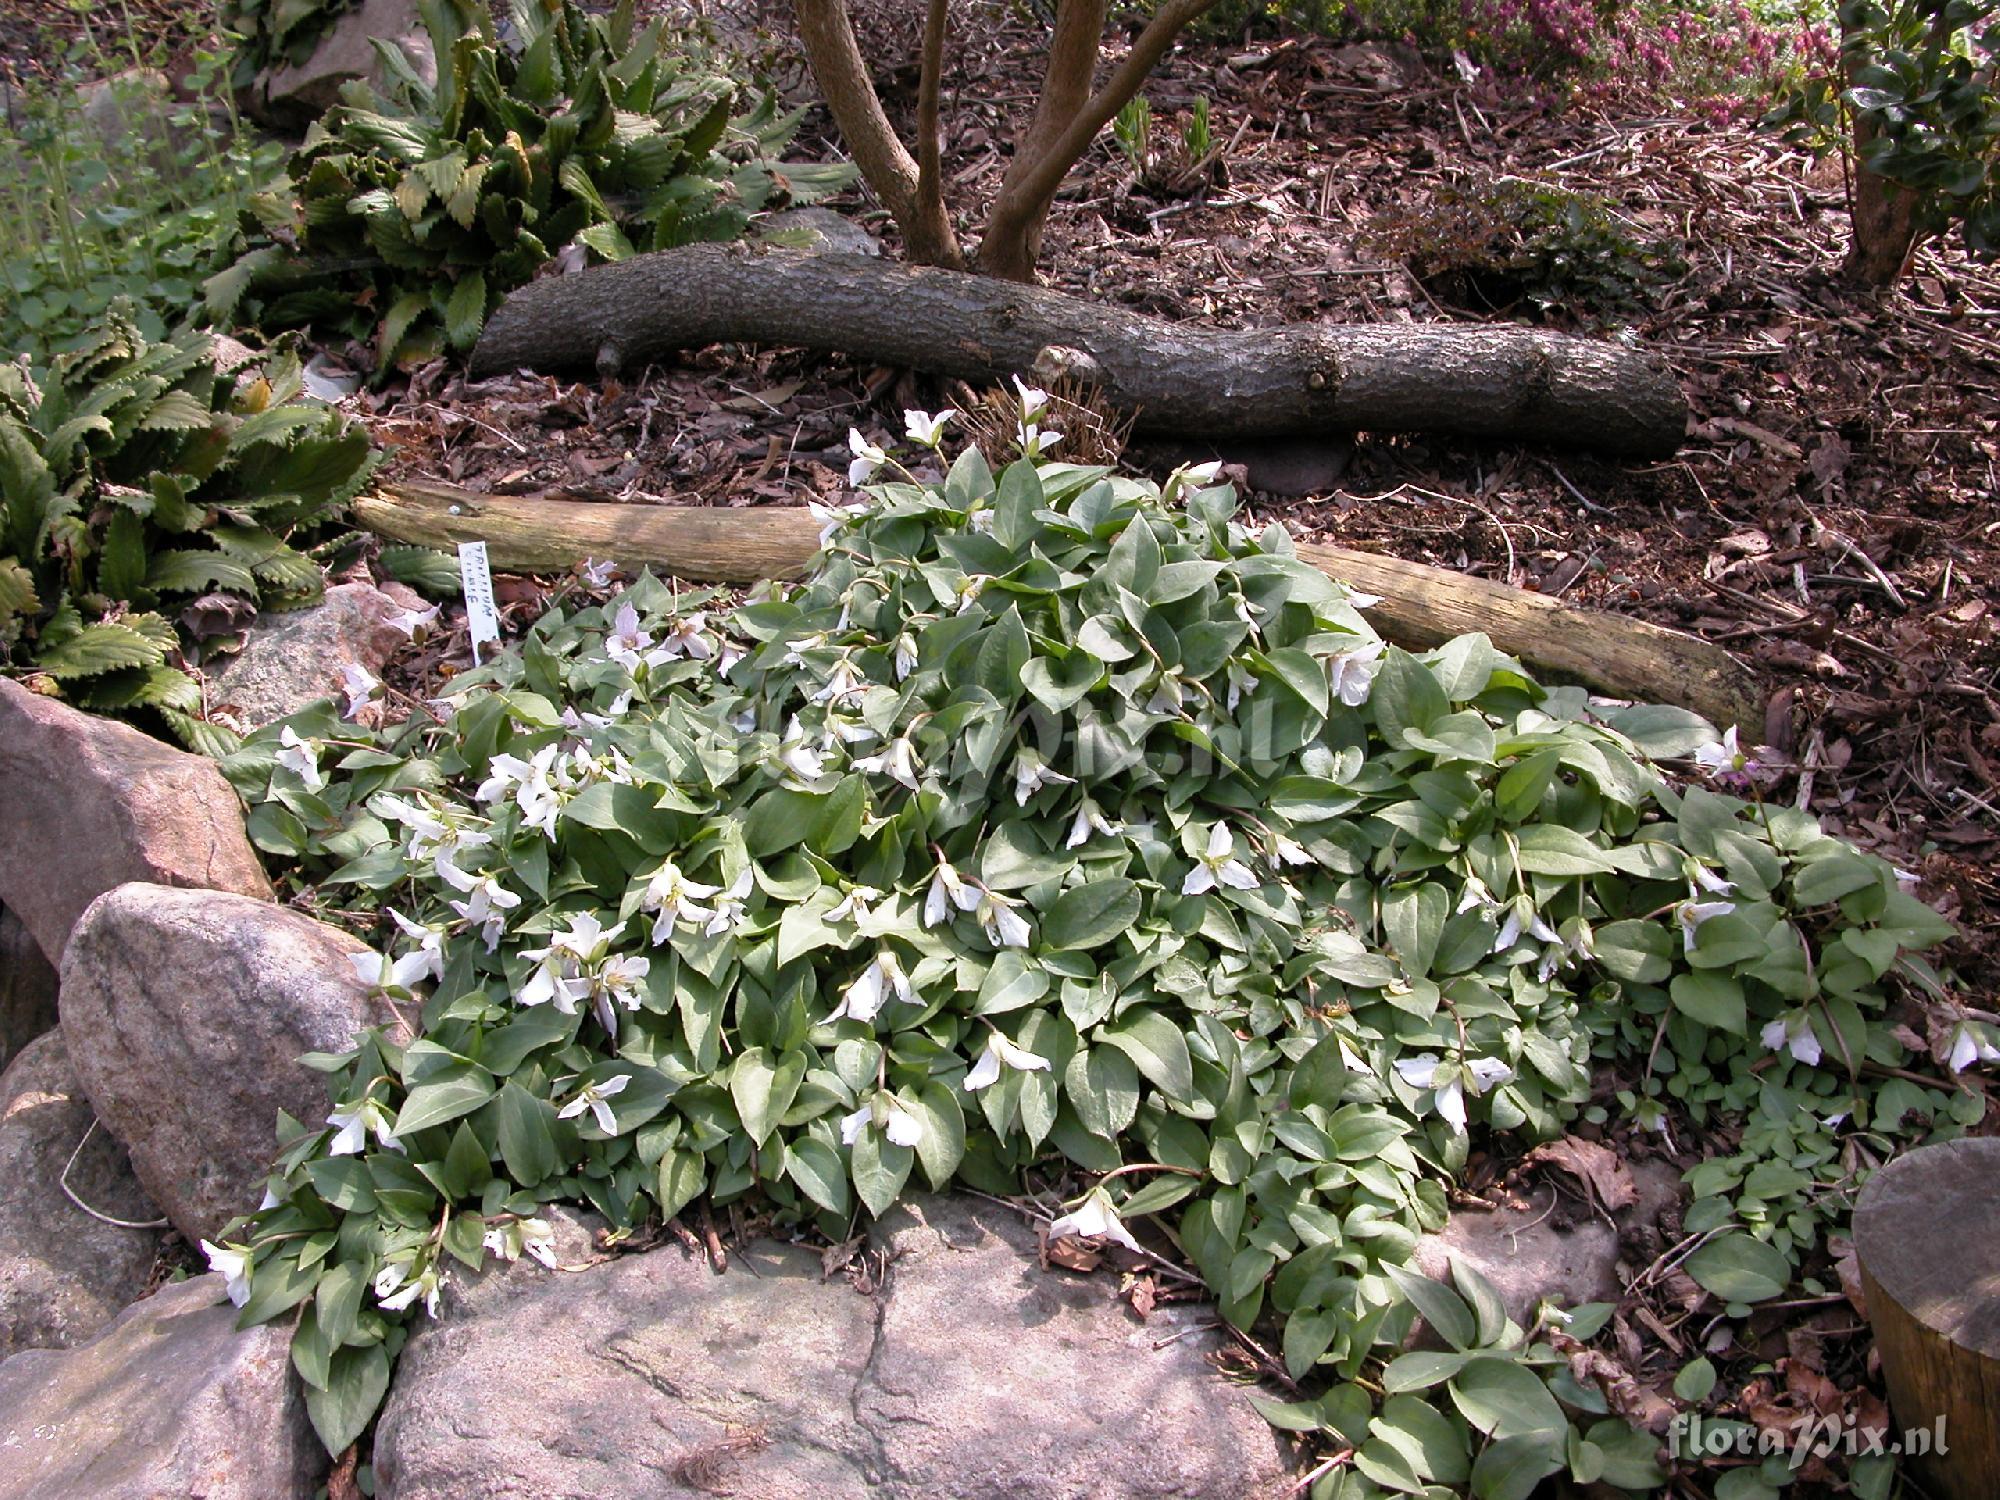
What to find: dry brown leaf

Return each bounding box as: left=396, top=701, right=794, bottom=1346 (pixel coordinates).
left=1526, top=1135, right=1638, bottom=1211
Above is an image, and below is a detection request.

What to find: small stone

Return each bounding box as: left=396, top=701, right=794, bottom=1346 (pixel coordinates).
left=0, top=906, right=58, bottom=1074
left=207, top=581, right=414, bottom=728
left=0, top=1032, right=162, bottom=1359
left=760, top=206, right=882, bottom=258
left=0, top=677, right=272, bottom=965
left=374, top=1195, right=1290, bottom=1499
left=0, top=1274, right=322, bottom=1500
left=58, top=884, right=396, bottom=1245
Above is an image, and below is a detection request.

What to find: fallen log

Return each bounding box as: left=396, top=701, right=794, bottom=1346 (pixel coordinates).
left=356, top=481, right=1761, bottom=728
left=469, top=245, right=1688, bottom=458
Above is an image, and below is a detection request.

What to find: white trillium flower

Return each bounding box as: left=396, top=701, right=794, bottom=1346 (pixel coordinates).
left=893, top=633, right=920, bottom=680
left=339, top=663, right=380, bottom=720
left=275, top=726, right=324, bottom=792
left=1675, top=892, right=1736, bottom=954
left=643, top=861, right=722, bottom=945
left=779, top=717, right=830, bottom=784
left=976, top=889, right=1033, bottom=950
left=853, top=736, right=923, bottom=791
left=1164, top=459, right=1225, bottom=501
left=809, top=498, right=870, bottom=549
left=1065, top=798, right=1123, bottom=849
left=1689, top=862, right=1735, bottom=896
left=702, top=868, right=754, bottom=938
left=374, top=1260, right=441, bottom=1318
left=1225, top=659, right=1256, bottom=712
left=1694, top=726, right=1743, bottom=775
left=1327, top=638, right=1387, bottom=707
left=847, top=429, right=888, bottom=486
left=1947, top=1022, right=1999, bottom=1073
left=825, top=885, right=882, bottom=924
left=483, top=1215, right=559, bottom=1269
left=1011, top=749, right=1076, bottom=806
left=1011, top=376, right=1049, bottom=423
left=1047, top=1187, right=1141, bottom=1252
left=1760, top=1012, right=1824, bottom=1067
left=952, top=574, right=989, bottom=615
left=1182, top=824, right=1259, bottom=896
left=660, top=612, right=713, bottom=661
left=449, top=874, right=522, bottom=952
left=904, top=408, right=956, bottom=447
left=1345, top=588, right=1384, bottom=609
left=1395, top=1053, right=1513, bottom=1134
left=557, top=1074, right=631, bottom=1135
left=831, top=951, right=913, bottom=1024
left=840, top=1094, right=923, bottom=1149
left=1492, top=904, right=1560, bottom=955
left=605, top=603, right=673, bottom=676
left=578, top=557, right=616, bottom=588
left=383, top=602, right=440, bottom=640
left=924, top=861, right=980, bottom=928
left=201, top=1239, right=252, bottom=1306
left=811, top=656, right=868, bottom=707
left=327, top=1098, right=402, bottom=1156
left=1018, top=423, right=1062, bottom=459
left=964, top=1031, right=1051, bottom=1090
left=1146, top=670, right=1185, bottom=716
left=1265, top=831, right=1314, bottom=869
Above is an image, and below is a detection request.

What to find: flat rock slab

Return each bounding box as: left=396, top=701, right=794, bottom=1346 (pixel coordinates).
left=0, top=906, right=57, bottom=1074
left=0, top=677, right=271, bottom=965
left=208, top=581, right=415, bottom=728
left=58, top=883, right=391, bottom=1244
left=0, top=1032, right=162, bottom=1359
left=375, top=1197, right=1291, bottom=1499
left=0, top=1274, right=320, bottom=1500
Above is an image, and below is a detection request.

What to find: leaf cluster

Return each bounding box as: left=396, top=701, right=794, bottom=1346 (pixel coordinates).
left=0, top=303, right=379, bottom=728
left=219, top=0, right=364, bottom=92
left=210, top=0, right=856, bottom=369
left=212, top=443, right=1972, bottom=1489
left=0, top=54, right=287, bottom=360
left=1766, top=0, right=2000, bottom=257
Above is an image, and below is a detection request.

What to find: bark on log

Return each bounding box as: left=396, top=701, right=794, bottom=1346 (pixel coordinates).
left=1853, top=1137, right=2000, bottom=1499
left=355, top=481, right=1760, bottom=727
left=469, top=245, right=1688, bottom=458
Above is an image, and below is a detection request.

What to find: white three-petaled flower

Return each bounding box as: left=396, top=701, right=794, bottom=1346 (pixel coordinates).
left=644, top=861, right=721, bottom=944
left=904, top=408, right=955, bottom=447
left=964, top=1031, right=1051, bottom=1090
left=841, top=1094, right=923, bottom=1149
left=1012, top=376, right=1048, bottom=423
left=449, top=875, right=522, bottom=952
left=779, top=717, right=829, bottom=784
left=1047, top=1187, right=1140, bottom=1252
left=339, top=663, right=380, bottom=720
left=1675, top=891, right=1736, bottom=954
left=853, top=736, right=923, bottom=791
left=1694, top=726, right=1744, bottom=776
left=847, top=429, right=887, bottom=486
left=1759, top=1012, right=1823, bottom=1067
left=200, top=1239, right=252, bottom=1306
left=1327, top=638, right=1387, bottom=707
left=1011, top=749, right=1076, bottom=806
left=1065, top=798, right=1123, bottom=849
left=578, top=557, right=616, bottom=589
left=275, top=725, right=324, bottom=791
left=374, top=1259, right=441, bottom=1317
left=975, top=889, right=1033, bottom=950
left=557, top=1074, right=631, bottom=1134
left=1948, top=1022, right=2000, bottom=1073
left=327, top=1097, right=403, bottom=1155
left=925, top=861, right=980, bottom=928
left=1395, top=1053, right=1514, bottom=1134
left=1182, top=824, right=1259, bottom=896
left=809, top=499, right=869, bottom=548
left=483, top=1215, right=559, bottom=1269
left=831, top=951, right=913, bottom=1024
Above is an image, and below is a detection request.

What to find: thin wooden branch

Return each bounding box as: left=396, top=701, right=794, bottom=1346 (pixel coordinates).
left=791, top=0, right=962, bottom=268
left=980, top=0, right=1222, bottom=280
left=984, top=0, right=1109, bottom=279
left=916, top=0, right=950, bottom=241
left=354, top=481, right=1762, bottom=729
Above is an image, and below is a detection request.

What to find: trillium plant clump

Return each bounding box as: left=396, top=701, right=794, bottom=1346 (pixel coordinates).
left=213, top=421, right=1990, bottom=1493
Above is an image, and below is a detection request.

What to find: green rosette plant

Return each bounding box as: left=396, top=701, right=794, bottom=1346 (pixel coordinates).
left=211, top=406, right=1990, bottom=1489
left=211, top=0, right=855, bottom=370
left=0, top=304, right=378, bottom=733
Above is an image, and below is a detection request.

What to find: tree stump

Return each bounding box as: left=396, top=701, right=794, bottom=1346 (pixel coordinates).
left=1852, top=1136, right=2000, bottom=1498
